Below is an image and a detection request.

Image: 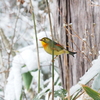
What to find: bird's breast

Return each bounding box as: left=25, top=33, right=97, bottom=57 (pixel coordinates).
left=41, top=41, right=48, bottom=48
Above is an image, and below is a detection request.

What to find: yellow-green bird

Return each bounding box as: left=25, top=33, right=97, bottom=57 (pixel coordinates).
left=40, top=37, right=77, bottom=57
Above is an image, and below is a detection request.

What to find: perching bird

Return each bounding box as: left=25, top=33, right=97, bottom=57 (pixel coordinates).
left=40, top=37, right=77, bottom=57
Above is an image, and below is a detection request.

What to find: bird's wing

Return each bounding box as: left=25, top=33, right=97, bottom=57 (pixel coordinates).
left=55, top=43, right=64, bottom=49
left=51, top=42, right=65, bottom=51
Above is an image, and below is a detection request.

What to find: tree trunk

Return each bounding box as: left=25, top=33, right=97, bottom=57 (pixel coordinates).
left=51, top=0, right=100, bottom=89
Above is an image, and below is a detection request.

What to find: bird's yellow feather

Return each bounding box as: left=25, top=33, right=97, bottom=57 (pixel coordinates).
left=41, top=41, right=48, bottom=48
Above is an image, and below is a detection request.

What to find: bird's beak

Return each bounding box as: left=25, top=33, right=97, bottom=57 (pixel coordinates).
left=39, top=39, right=42, bottom=41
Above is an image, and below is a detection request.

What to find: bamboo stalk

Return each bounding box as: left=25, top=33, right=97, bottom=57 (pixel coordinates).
left=45, top=0, right=54, bottom=100
left=30, top=0, right=41, bottom=93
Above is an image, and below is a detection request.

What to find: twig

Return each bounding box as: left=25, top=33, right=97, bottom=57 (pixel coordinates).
left=0, top=29, right=11, bottom=53
left=11, top=3, right=20, bottom=47
left=0, top=47, right=4, bottom=68
left=0, top=70, right=9, bottom=74
left=64, top=26, right=91, bottom=63
left=0, top=29, right=12, bottom=72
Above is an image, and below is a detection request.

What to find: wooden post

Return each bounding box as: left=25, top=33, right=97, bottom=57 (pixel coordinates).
left=51, top=0, right=100, bottom=88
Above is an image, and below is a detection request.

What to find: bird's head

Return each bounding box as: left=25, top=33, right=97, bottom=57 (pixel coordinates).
left=39, top=37, right=51, bottom=43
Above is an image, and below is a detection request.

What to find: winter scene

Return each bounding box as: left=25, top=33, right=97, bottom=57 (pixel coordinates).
left=0, top=0, right=100, bottom=100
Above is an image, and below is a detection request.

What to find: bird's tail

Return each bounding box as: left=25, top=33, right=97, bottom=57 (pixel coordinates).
left=69, top=51, right=77, bottom=57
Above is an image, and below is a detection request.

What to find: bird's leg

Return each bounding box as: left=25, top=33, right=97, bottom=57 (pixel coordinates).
left=52, top=55, right=58, bottom=62
left=51, top=48, right=59, bottom=62
left=54, top=55, right=58, bottom=59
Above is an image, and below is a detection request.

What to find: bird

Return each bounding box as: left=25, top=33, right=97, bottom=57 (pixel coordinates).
left=39, top=37, right=77, bottom=57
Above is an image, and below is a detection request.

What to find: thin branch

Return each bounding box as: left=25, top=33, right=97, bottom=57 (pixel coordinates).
left=64, top=26, right=91, bottom=63
left=0, top=28, right=15, bottom=70
left=0, top=70, right=9, bottom=74
left=11, top=4, right=20, bottom=47
left=0, top=48, right=4, bottom=68
left=0, top=29, right=11, bottom=53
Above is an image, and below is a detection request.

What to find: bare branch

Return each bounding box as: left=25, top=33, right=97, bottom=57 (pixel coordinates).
left=0, top=28, right=15, bottom=56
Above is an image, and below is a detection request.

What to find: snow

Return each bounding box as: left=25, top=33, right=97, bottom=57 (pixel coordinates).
left=92, top=73, right=100, bottom=91
left=6, top=49, right=11, bottom=53
left=63, top=23, right=72, bottom=27
left=5, top=55, right=23, bottom=100
left=0, top=0, right=58, bottom=100
left=13, top=62, right=22, bottom=100
left=4, top=28, right=100, bottom=100
left=16, top=2, right=20, bottom=6
left=23, top=2, right=28, bottom=7
left=35, top=70, right=62, bottom=100
left=33, top=31, right=51, bottom=47
left=76, top=95, right=83, bottom=100
left=91, top=1, right=99, bottom=5
left=81, top=51, right=85, bottom=53
left=24, top=0, right=30, bottom=3
left=31, top=0, right=39, bottom=15
left=89, top=51, right=92, bottom=55
left=20, top=8, right=24, bottom=13
left=1, top=0, right=100, bottom=99
left=4, top=30, right=55, bottom=100
left=66, top=53, right=100, bottom=99
left=82, top=38, right=86, bottom=42
left=5, top=68, right=15, bottom=100
left=31, top=71, right=44, bottom=92
left=20, top=49, right=38, bottom=71
left=5, top=82, right=16, bottom=100
left=21, top=16, right=33, bottom=26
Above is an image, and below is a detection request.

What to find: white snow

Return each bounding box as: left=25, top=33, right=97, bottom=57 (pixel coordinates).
left=5, top=55, right=23, bottom=100
left=5, top=31, right=100, bottom=100
left=24, top=0, right=30, bottom=3
left=66, top=53, right=100, bottom=99
left=5, top=68, right=15, bottom=100
left=81, top=51, right=85, bottom=53
left=31, top=71, right=44, bottom=92
left=20, top=8, right=24, bottom=13
left=4, top=31, right=54, bottom=100
left=13, top=61, right=22, bottom=100
left=91, top=1, right=99, bottom=5
left=6, top=49, right=11, bottom=53
left=16, top=2, right=20, bottom=6
left=2, top=0, right=100, bottom=99
left=23, top=2, right=28, bottom=7
left=89, top=51, right=92, bottom=55
left=92, top=73, right=100, bottom=91
left=82, top=38, right=86, bottom=42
